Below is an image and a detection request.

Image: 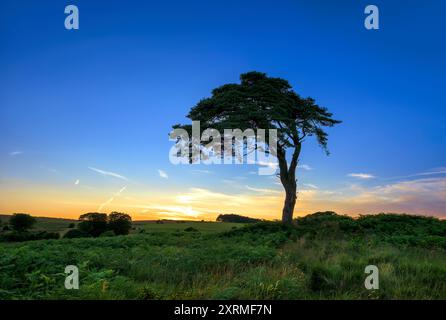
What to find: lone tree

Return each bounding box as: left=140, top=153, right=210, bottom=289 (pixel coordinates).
left=78, top=212, right=108, bottom=237
left=9, top=213, right=36, bottom=232
left=108, top=212, right=132, bottom=235
left=172, top=72, right=341, bottom=223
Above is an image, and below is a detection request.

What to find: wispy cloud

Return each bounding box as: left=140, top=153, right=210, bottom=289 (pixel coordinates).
left=147, top=187, right=283, bottom=219
left=303, top=183, right=319, bottom=189
left=88, top=167, right=128, bottom=181
left=291, top=177, right=446, bottom=218
left=247, top=159, right=278, bottom=168
left=58, top=174, right=446, bottom=221
left=147, top=205, right=202, bottom=219
left=348, top=173, right=375, bottom=179
left=9, top=151, right=23, bottom=156
left=298, top=164, right=313, bottom=170
left=339, top=177, right=446, bottom=216
left=191, top=169, right=213, bottom=174
left=386, top=169, right=446, bottom=181
left=158, top=169, right=168, bottom=179
left=98, top=186, right=127, bottom=211
left=245, top=185, right=281, bottom=194
left=414, top=170, right=446, bottom=177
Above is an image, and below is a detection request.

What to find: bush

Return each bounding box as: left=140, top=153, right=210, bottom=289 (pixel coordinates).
left=108, top=212, right=132, bottom=235
left=0, top=231, right=59, bottom=242
left=68, top=223, right=75, bottom=228
left=63, top=229, right=89, bottom=239
left=9, top=213, right=36, bottom=232
left=99, top=230, right=115, bottom=237
left=36, top=231, right=60, bottom=240
left=78, top=212, right=108, bottom=237
left=0, top=232, right=27, bottom=242
left=356, top=213, right=446, bottom=237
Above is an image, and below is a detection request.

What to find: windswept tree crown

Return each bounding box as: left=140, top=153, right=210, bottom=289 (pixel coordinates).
left=172, top=71, right=341, bottom=223
left=173, top=71, right=341, bottom=153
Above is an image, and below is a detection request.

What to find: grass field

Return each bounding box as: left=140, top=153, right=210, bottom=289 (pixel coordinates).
left=0, top=215, right=242, bottom=236
left=134, top=220, right=243, bottom=233
left=0, top=213, right=445, bottom=300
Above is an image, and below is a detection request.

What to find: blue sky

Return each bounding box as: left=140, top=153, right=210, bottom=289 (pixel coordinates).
left=1, top=0, right=445, bottom=219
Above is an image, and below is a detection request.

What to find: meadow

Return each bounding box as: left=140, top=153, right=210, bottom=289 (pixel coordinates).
left=0, top=213, right=445, bottom=300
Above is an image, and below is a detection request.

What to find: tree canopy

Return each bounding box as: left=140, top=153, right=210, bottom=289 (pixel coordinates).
left=78, top=212, right=108, bottom=237
left=9, top=213, right=36, bottom=232
left=108, top=212, right=132, bottom=235
left=172, top=72, right=341, bottom=223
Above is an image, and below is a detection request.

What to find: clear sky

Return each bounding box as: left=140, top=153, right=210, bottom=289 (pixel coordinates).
left=1, top=0, right=445, bottom=220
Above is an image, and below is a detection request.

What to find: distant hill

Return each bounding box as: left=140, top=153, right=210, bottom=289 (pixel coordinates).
left=0, top=214, right=77, bottom=234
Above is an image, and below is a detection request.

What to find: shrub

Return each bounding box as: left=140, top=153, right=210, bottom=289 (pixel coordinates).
left=99, top=230, right=115, bottom=237
left=0, top=231, right=29, bottom=242
left=108, top=212, right=132, bottom=235
left=63, top=229, right=89, bottom=239
left=9, top=213, right=36, bottom=232
left=0, top=231, right=59, bottom=242
left=36, top=231, right=60, bottom=240
left=78, top=212, right=108, bottom=237
left=356, top=213, right=446, bottom=237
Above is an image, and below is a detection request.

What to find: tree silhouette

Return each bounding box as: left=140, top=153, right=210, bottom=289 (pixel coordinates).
left=108, top=212, right=132, bottom=235
left=9, top=213, right=36, bottom=232
left=78, top=212, right=108, bottom=237
left=172, top=72, right=341, bottom=223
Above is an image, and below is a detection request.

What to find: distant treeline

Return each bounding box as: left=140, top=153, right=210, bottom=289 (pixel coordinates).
left=0, top=212, right=133, bottom=242
left=216, top=214, right=263, bottom=223
left=0, top=213, right=59, bottom=242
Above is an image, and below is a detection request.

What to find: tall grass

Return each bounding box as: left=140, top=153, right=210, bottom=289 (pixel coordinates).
left=0, top=213, right=445, bottom=299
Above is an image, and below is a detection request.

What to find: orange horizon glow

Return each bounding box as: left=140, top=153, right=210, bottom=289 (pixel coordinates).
left=1, top=179, right=445, bottom=221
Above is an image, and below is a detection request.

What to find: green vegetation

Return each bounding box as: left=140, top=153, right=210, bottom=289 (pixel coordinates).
left=0, top=214, right=60, bottom=242
left=134, top=220, right=243, bottom=233
left=108, top=212, right=133, bottom=235
left=9, top=213, right=36, bottom=232
left=69, top=212, right=132, bottom=238
left=0, top=211, right=134, bottom=242
left=0, top=212, right=444, bottom=299
left=0, top=215, right=77, bottom=233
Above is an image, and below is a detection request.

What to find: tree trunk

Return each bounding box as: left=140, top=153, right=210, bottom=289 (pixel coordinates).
left=282, top=180, right=297, bottom=224
left=277, top=143, right=301, bottom=224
